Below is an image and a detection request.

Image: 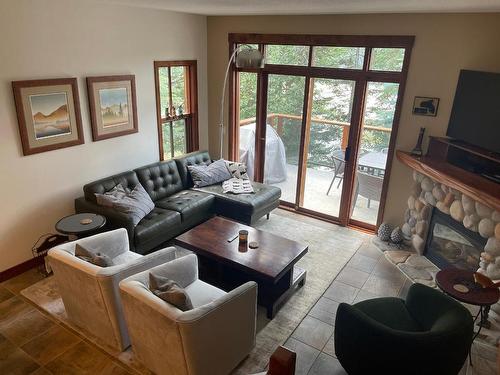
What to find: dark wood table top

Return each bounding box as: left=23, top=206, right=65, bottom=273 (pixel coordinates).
left=436, top=268, right=500, bottom=306
left=55, top=213, right=106, bottom=236
left=174, top=216, right=308, bottom=282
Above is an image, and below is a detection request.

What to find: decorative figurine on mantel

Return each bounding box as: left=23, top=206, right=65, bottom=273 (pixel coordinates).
left=411, top=127, right=426, bottom=157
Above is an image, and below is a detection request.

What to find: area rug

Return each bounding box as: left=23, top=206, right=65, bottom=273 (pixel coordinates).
left=21, top=212, right=368, bottom=374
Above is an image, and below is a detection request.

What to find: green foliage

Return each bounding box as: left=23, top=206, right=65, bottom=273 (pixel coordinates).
left=162, top=120, right=186, bottom=159
left=238, top=46, right=403, bottom=167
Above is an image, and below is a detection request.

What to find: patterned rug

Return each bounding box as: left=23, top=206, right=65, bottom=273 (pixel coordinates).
left=21, top=212, right=368, bottom=374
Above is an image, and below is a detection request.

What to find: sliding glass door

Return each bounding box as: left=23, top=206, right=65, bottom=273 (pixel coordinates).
left=263, top=74, right=306, bottom=204
left=230, top=35, right=413, bottom=230
left=301, top=78, right=355, bottom=218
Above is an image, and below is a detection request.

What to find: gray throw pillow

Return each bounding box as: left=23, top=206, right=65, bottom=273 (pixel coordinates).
left=149, top=273, right=193, bottom=311
left=225, top=160, right=249, bottom=180
left=74, top=243, right=114, bottom=267
left=95, top=183, right=154, bottom=225
left=95, top=184, right=128, bottom=207
left=188, top=159, right=232, bottom=187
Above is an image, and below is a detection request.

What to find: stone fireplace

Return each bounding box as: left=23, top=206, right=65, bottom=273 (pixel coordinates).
left=402, top=170, right=500, bottom=280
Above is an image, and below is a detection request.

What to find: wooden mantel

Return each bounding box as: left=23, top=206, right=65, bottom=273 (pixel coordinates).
left=396, top=150, right=500, bottom=212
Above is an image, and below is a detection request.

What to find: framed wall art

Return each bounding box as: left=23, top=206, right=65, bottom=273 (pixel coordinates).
left=12, top=78, right=84, bottom=155
left=412, top=96, right=440, bottom=117
left=87, top=75, right=138, bottom=141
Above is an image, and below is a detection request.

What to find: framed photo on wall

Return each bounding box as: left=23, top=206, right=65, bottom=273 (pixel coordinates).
left=12, top=78, right=84, bottom=156
left=87, top=75, right=138, bottom=141
left=412, top=96, right=440, bottom=117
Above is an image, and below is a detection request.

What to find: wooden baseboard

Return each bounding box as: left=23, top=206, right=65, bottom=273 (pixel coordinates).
left=0, top=257, right=44, bottom=282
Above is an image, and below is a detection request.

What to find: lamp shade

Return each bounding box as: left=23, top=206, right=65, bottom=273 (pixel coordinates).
left=236, top=48, right=265, bottom=69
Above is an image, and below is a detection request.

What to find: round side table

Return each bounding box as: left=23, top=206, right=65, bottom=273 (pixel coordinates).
left=436, top=268, right=499, bottom=366
left=55, top=213, right=106, bottom=238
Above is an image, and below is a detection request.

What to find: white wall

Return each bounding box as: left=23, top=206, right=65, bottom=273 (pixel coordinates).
left=0, top=0, right=207, bottom=271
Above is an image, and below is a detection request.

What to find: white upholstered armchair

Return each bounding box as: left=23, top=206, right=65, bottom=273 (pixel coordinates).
left=119, top=254, right=257, bottom=375
left=48, top=228, right=176, bottom=351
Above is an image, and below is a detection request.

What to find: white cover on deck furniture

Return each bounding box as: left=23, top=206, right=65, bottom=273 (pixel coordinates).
left=239, top=123, right=287, bottom=184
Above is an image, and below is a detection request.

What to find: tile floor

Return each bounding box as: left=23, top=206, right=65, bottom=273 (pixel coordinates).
left=283, top=238, right=498, bottom=375
left=0, top=269, right=133, bottom=375
left=0, top=212, right=498, bottom=375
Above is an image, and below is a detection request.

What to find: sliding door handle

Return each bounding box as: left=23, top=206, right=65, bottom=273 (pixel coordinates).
left=344, top=146, right=351, bottom=162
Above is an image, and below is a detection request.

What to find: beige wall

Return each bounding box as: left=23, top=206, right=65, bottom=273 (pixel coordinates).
left=207, top=13, right=500, bottom=227
left=0, top=0, right=207, bottom=271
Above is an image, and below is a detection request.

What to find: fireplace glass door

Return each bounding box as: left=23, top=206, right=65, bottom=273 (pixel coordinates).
left=425, top=210, right=485, bottom=271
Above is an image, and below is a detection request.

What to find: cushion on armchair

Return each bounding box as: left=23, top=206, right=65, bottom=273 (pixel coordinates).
left=149, top=273, right=193, bottom=311
left=75, top=243, right=114, bottom=267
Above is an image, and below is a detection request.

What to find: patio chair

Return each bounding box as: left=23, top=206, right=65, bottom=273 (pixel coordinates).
left=353, top=171, right=383, bottom=209
left=326, top=149, right=345, bottom=195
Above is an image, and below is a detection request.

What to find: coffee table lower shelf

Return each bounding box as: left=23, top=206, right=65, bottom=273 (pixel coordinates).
left=198, top=256, right=306, bottom=319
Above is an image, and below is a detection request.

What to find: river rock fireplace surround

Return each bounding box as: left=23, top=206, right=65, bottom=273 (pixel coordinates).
left=393, top=140, right=500, bottom=349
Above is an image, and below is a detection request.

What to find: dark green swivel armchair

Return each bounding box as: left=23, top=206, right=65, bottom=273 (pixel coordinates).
left=334, top=283, right=473, bottom=375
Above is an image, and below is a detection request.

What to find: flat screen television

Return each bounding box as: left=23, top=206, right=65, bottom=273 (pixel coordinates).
left=447, top=69, right=500, bottom=154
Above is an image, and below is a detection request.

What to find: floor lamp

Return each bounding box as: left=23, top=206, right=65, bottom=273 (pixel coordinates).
left=219, top=45, right=265, bottom=159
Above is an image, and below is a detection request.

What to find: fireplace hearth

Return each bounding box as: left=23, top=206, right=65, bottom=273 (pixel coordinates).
left=424, top=208, right=486, bottom=271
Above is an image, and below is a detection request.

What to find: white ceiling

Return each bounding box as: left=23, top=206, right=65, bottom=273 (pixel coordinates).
left=98, top=0, right=500, bottom=15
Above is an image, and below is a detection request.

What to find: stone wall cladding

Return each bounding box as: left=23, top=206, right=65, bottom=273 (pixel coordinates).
left=403, top=170, right=500, bottom=279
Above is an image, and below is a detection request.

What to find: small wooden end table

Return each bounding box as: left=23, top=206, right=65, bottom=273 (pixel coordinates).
left=55, top=213, right=106, bottom=238
left=436, top=268, right=499, bottom=366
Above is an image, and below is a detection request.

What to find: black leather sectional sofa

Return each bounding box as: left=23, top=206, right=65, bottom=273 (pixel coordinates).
left=75, top=151, right=281, bottom=254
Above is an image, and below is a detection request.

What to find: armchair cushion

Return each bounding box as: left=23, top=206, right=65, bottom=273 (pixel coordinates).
left=75, top=243, right=114, bottom=267
left=354, top=297, right=422, bottom=332
left=184, top=280, right=226, bottom=308
left=149, top=273, right=194, bottom=311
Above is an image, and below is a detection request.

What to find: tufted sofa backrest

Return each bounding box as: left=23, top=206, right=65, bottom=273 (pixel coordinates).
left=174, top=150, right=212, bottom=188
left=134, top=160, right=183, bottom=202
left=83, top=171, right=140, bottom=204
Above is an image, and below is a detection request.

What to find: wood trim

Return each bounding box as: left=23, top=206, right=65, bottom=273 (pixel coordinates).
left=228, top=43, right=237, bottom=160
left=229, top=33, right=415, bottom=228
left=12, top=78, right=84, bottom=156
left=255, top=73, right=268, bottom=182
left=86, top=75, right=138, bottom=142
left=396, top=150, right=500, bottom=211
left=0, top=257, right=44, bottom=283
left=296, top=76, right=313, bottom=207
left=154, top=60, right=199, bottom=160
left=229, top=33, right=415, bottom=48
left=373, top=44, right=413, bottom=228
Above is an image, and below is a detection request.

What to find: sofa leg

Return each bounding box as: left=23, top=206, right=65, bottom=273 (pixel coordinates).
left=266, top=213, right=270, bottom=220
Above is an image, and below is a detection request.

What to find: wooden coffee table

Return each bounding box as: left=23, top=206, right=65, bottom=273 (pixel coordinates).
left=174, top=216, right=308, bottom=318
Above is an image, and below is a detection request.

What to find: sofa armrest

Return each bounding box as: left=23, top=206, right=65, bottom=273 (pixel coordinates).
left=177, top=281, right=257, bottom=374
left=75, top=196, right=136, bottom=248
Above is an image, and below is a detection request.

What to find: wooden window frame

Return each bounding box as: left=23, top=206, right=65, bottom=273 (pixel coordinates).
left=228, top=33, right=414, bottom=230
left=154, top=60, right=199, bottom=160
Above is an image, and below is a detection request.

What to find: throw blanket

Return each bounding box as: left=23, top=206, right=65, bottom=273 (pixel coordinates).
left=222, top=178, right=254, bottom=194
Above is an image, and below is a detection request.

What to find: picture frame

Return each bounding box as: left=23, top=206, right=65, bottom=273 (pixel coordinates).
left=412, top=96, right=440, bottom=117
left=12, top=78, right=84, bottom=156
left=87, top=75, right=138, bottom=141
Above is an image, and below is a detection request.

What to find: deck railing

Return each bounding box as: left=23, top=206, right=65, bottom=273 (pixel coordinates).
left=239, top=113, right=391, bottom=150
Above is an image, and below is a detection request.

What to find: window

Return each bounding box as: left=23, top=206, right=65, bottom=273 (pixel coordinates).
left=369, top=48, right=405, bottom=72
left=312, top=46, right=365, bottom=69
left=229, top=34, right=413, bottom=230
left=265, top=45, right=309, bottom=66
left=154, top=60, right=198, bottom=160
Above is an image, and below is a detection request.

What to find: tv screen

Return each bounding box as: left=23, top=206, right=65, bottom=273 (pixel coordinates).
left=447, top=70, right=500, bottom=154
